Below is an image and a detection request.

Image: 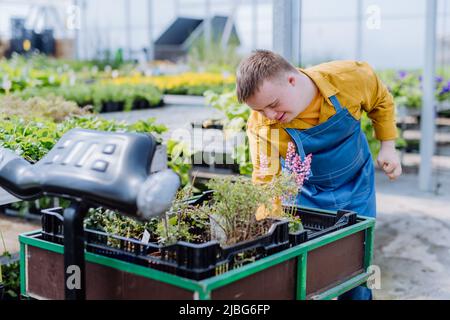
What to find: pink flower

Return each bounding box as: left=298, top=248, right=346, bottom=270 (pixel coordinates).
left=285, top=142, right=312, bottom=190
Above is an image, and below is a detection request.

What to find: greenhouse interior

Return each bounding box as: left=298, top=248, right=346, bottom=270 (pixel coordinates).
left=0, top=0, right=449, bottom=304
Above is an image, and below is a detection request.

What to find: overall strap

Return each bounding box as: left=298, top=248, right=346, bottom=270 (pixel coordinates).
left=284, top=128, right=307, bottom=159
left=328, top=95, right=343, bottom=112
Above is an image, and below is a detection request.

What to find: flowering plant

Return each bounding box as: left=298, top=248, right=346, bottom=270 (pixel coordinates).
left=284, top=142, right=313, bottom=188
left=257, top=142, right=312, bottom=231
left=108, top=72, right=235, bottom=96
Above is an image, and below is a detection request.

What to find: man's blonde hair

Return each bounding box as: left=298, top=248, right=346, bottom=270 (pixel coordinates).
left=236, top=50, right=297, bottom=103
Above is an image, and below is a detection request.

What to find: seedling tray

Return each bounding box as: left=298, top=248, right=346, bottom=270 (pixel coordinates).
left=38, top=191, right=357, bottom=281
left=40, top=206, right=291, bottom=281
left=20, top=214, right=374, bottom=299
left=19, top=195, right=374, bottom=299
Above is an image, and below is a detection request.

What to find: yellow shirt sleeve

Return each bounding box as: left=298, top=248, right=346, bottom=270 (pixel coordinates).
left=355, top=62, right=398, bottom=141
left=247, top=119, right=283, bottom=184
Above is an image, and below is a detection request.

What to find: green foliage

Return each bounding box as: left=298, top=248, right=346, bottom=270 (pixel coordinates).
left=0, top=95, right=90, bottom=122
left=84, top=207, right=159, bottom=244
left=360, top=113, right=381, bottom=160
left=154, top=184, right=210, bottom=245
left=1, top=228, right=20, bottom=300
left=81, top=184, right=209, bottom=246
left=0, top=115, right=166, bottom=163
left=377, top=69, right=450, bottom=109
left=12, top=83, right=163, bottom=112
left=197, top=174, right=298, bottom=246
left=187, top=38, right=241, bottom=73
left=0, top=54, right=67, bottom=94
left=378, top=70, right=423, bottom=109
left=72, top=175, right=298, bottom=249
left=156, top=207, right=209, bottom=246
left=283, top=211, right=304, bottom=233
left=166, top=139, right=192, bottom=187
left=0, top=114, right=191, bottom=214
left=0, top=253, right=20, bottom=300
left=139, top=173, right=299, bottom=247
left=204, top=90, right=253, bottom=175
left=204, top=90, right=250, bottom=123
left=183, top=84, right=235, bottom=96
left=0, top=53, right=135, bottom=95
left=361, top=112, right=407, bottom=160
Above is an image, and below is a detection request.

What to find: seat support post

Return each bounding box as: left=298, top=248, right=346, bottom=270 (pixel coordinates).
left=63, top=202, right=89, bottom=300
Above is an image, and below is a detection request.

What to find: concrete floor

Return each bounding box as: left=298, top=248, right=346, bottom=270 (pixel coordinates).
left=0, top=215, right=39, bottom=253
left=1, top=103, right=450, bottom=299
left=373, top=170, right=450, bottom=300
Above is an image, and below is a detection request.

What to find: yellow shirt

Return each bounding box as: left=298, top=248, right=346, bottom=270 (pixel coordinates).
left=247, top=60, right=397, bottom=185
left=295, top=90, right=321, bottom=127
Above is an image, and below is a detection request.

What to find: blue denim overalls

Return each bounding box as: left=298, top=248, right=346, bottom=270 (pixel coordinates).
left=281, top=95, right=375, bottom=300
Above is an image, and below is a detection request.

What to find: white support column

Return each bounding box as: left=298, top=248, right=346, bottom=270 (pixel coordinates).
left=419, top=0, right=437, bottom=192
left=355, top=0, right=363, bottom=60
left=81, top=0, right=87, bottom=59
left=148, top=0, right=154, bottom=61
left=292, top=0, right=302, bottom=66
left=125, top=0, right=132, bottom=60
left=204, top=0, right=212, bottom=49
left=251, top=0, right=258, bottom=50
left=272, top=0, right=301, bottom=65
left=174, top=0, right=180, bottom=17
left=73, top=0, right=80, bottom=59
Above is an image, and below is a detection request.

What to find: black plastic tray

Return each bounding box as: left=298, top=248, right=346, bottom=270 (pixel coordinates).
left=41, top=206, right=290, bottom=280
left=40, top=192, right=357, bottom=280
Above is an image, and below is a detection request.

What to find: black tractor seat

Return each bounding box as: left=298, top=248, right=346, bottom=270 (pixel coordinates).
left=0, top=128, right=157, bottom=215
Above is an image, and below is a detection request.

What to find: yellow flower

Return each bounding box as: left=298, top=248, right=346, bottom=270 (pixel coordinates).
left=106, top=72, right=236, bottom=92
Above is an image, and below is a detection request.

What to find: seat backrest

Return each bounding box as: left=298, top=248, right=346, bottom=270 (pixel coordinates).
left=2, top=128, right=157, bottom=215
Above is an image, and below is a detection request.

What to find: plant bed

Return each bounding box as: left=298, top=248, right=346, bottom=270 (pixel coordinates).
left=19, top=207, right=374, bottom=300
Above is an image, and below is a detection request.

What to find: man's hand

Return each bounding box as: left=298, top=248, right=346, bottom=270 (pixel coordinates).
left=377, top=140, right=402, bottom=180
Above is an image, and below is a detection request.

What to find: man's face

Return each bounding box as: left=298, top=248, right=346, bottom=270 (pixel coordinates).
left=245, top=73, right=303, bottom=123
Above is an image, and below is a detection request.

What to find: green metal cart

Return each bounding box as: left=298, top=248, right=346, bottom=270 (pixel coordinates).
left=19, top=207, right=375, bottom=300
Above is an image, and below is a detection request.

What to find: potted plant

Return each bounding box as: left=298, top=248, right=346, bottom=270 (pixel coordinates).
left=190, top=90, right=251, bottom=184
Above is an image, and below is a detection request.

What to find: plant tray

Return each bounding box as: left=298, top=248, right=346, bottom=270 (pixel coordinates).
left=40, top=208, right=290, bottom=281
left=38, top=191, right=358, bottom=281
left=20, top=213, right=374, bottom=300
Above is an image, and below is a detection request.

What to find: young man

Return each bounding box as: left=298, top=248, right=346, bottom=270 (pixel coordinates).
left=237, top=50, right=402, bottom=300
